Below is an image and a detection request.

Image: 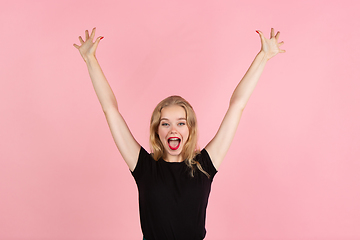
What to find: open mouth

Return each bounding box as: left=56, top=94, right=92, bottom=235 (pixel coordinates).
left=168, top=137, right=181, bottom=150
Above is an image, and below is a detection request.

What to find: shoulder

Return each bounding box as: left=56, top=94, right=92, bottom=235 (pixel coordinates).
left=138, top=146, right=151, bottom=159
left=131, top=146, right=155, bottom=179
left=196, top=148, right=218, bottom=178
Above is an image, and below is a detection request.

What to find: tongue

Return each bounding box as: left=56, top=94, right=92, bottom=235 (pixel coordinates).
left=169, top=139, right=180, bottom=148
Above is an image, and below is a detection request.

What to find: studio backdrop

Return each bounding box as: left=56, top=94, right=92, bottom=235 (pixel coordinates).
left=1, top=0, right=359, bottom=239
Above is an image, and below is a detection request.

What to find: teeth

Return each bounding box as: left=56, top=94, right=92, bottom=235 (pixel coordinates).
left=168, top=138, right=180, bottom=149
left=168, top=137, right=180, bottom=141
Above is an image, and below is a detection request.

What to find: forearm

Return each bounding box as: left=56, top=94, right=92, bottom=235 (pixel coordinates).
left=230, top=50, right=268, bottom=109
left=85, top=56, right=118, bottom=112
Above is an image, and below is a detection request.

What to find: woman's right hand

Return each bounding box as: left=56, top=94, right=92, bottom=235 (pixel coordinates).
left=73, top=28, right=103, bottom=62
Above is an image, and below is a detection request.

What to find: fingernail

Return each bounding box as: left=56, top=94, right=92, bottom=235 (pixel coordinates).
left=256, top=30, right=259, bottom=34
left=100, top=37, right=104, bottom=40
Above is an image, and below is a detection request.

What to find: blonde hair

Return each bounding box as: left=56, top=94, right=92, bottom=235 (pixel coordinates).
left=150, top=96, right=209, bottom=178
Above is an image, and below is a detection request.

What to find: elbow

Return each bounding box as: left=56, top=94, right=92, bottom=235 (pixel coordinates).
left=103, top=104, right=119, bottom=115
left=229, top=98, right=246, bottom=112
left=101, top=97, right=119, bottom=114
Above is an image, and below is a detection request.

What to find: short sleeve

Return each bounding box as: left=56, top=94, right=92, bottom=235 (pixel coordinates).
left=131, top=146, right=152, bottom=181
left=198, top=148, right=218, bottom=179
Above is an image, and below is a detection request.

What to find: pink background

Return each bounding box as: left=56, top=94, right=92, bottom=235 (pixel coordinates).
left=1, top=0, right=359, bottom=239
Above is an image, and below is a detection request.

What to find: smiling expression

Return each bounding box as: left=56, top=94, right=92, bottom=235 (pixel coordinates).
left=157, top=105, right=189, bottom=162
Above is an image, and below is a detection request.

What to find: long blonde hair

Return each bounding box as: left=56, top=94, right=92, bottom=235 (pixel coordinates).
left=150, top=96, right=209, bottom=178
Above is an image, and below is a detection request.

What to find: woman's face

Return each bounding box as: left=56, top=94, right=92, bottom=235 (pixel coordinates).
left=158, top=105, right=189, bottom=161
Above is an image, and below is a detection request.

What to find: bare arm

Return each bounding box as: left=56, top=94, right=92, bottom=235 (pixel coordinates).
left=205, top=28, right=285, bottom=170
left=74, top=28, right=140, bottom=171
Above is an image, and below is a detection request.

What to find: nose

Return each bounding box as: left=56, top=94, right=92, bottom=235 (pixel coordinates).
left=170, top=126, right=178, bottom=134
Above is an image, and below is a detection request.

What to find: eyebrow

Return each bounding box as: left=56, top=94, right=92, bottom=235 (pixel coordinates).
left=160, top=118, right=187, bottom=121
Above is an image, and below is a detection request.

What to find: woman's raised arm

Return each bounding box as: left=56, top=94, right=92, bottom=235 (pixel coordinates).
left=205, top=28, right=285, bottom=170
left=74, top=28, right=140, bottom=171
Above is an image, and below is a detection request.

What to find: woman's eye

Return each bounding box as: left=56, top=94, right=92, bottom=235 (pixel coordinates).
left=161, top=123, right=169, bottom=126
left=178, top=122, right=185, bottom=126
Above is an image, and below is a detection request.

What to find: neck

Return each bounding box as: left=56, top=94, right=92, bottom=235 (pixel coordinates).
left=164, top=154, right=184, bottom=163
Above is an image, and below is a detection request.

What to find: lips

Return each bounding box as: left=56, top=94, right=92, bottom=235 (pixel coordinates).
left=168, top=137, right=181, bottom=150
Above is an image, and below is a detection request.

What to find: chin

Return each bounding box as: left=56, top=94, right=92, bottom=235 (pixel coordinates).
left=165, top=144, right=182, bottom=155
left=162, top=141, right=185, bottom=159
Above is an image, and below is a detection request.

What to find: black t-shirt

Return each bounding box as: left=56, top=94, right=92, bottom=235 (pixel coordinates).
left=131, top=147, right=217, bottom=240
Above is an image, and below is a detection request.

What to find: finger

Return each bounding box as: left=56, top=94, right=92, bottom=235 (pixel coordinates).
left=256, top=30, right=263, bottom=37
left=85, top=30, right=90, bottom=40
left=279, top=41, right=284, bottom=46
left=93, top=36, right=104, bottom=49
left=275, top=31, right=280, bottom=41
left=73, top=43, right=80, bottom=49
left=270, top=28, right=275, bottom=38
left=79, top=36, right=84, bottom=44
left=280, top=49, right=286, bottom=53
left=90, top=27, right=96, bottom=40
left=256, top=30, right=266, bottom=43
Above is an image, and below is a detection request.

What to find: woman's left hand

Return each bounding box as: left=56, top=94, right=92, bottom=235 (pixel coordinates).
left=256, top=28, right=285, bottom=60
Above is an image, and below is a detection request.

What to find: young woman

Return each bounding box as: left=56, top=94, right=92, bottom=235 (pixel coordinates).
left=74, top=28, right=285, bottom=240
